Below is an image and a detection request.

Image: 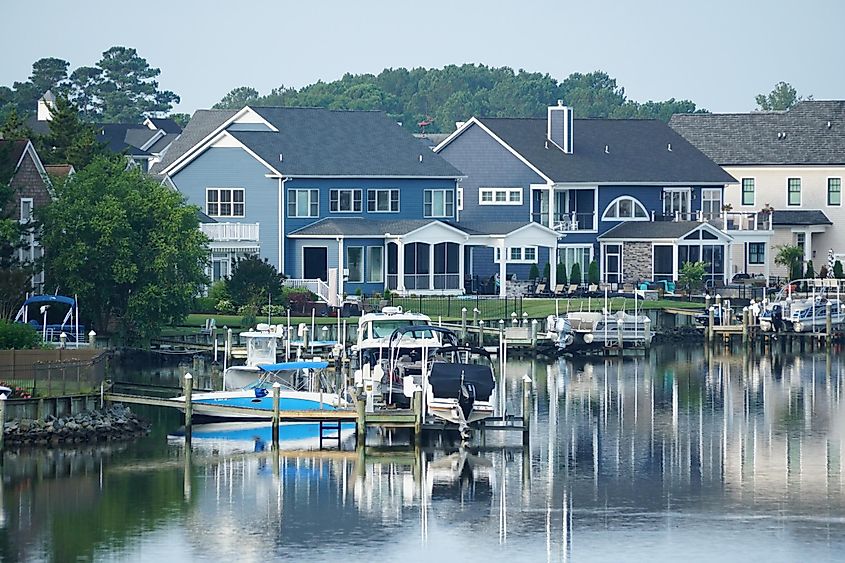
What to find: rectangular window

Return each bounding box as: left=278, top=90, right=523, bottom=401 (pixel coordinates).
left=741, top=178, right=755, bottom=206
left=479, top=187, right=523, bottom=205
left=330, top=189, right=362, bottom=213
left=206, top=188, right=245, bottom=217
left=366, top=189, right=399, bottom=212
left=288, top=189, right=319, bottom=218
left=424, top=189, right=454, bottom=217
left=748, top=242, right=765, bottom=264
left=367, top=246, right=384, bottom=283
left=828, top=178, right=841, bottom=206
left=347, top=247, right=363, bottom=283
left=663, top=188, right=691, bottom=216
left=510, top=247, right=522, bottom=261
left=20, top=198, right=33, bottom=222
left=787, top=178, right=801, bottom=206
left=524, top=247, right=536, bottom=262
left=495, top=246, right=538, bottom=264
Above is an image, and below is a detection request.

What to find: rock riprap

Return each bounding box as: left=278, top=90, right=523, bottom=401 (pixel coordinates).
left=3, top=404, right=150, bottom=447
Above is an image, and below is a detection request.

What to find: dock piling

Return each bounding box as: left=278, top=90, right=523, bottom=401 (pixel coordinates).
left=826, top=301, right=833, bottom=344
left=742, top=307, right=749, bottom=345
left=183, top=373, right=193, bottom=436
left=0, top=392, right=6, bottom=454
left=413, top=390, right=422, bottom=444
left=461, top=308, right=467, bottom=342
left=272, top=382, right=281, bottom=447
left=708, top=307, right=715, bottom=344
left=356, top=390, right=366, bottom=446
left=530, top=319, right=538, bottom=347
left=616, top=317, right=624, bottom=349
left=478, top=320, right=485, bottom=347
left=521, top=375, right=532, bottom=446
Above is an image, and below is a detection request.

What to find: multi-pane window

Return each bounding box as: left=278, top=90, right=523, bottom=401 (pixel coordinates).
left=330, top=189, right=362, bottom=212
left=367, top=246, right=384, bottom=283
left=741, top=178, right=755, bottom=206
left=287, top=189, right=319, bottom=217
left=479, top=187, right=522, bottom=205
left=787, top=178, right=801, bottom=206
left=20, top=198, right=33, bottom=222
left=367, top=189, right=399, bottom=212
left=495, top=246, right=538, bottom=264
left=828, top=178, right=841, bottom=206
left=347, top=247, right=363, bottom=282
left=424, top=189, right=454, bottom=217
left=206, top=188, right=244, bottom=217
left=748, top=242, right=765, bottom=265
left=602, top=196, right=648, bottom=220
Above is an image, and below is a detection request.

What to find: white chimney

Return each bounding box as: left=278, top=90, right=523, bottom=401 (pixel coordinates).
left=37, top=90, right=56, bottom=121
left=547, top=101, right=573, bottom=154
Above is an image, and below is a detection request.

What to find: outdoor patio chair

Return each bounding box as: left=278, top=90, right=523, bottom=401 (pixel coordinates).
left=533, top=283, right=547, bottom=296
left=553, top=283, right=566, bottom=296
left=567, top=284, right=580, bottom=297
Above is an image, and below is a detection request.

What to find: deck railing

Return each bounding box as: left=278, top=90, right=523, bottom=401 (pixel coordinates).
left=200, top=222, right=260, bottom=241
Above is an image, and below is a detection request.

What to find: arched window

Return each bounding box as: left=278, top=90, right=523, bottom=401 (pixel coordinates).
left=602, top=196, right=649, bottom=221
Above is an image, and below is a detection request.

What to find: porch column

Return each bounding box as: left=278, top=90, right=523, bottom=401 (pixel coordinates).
left=764, top=240, right=771, bottom=282
left=725, top=243, right=732, bottom=283
left=429, top=243, right=435, bottom=292
left=672, top=244, right=679, bottom=282
left=548, top=185, right=556, bottom=229
left=337, top=237, right=344, bottom=298
left=499, top=240, right=507, bottom=297
left=458, top=242, right=465, bottom=294
left=549, top=244, right=558, bottom=288
left=397, top=240, right=406, bottom=293
left=803, top=229, right=812, bottom=264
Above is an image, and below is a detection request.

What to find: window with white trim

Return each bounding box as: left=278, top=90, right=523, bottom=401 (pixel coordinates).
left=602, top=196, right=648, bottom=220
left=741, top=178, right=755, bottom=206
left=20, top=198, right=33, bottom=223
left=787, top=178, right=801, bottom=206
left=206, top=188, right=244, bottom=217
left=424, top=189, right=454, bottom=218
left=347, top=246, right=363, bottom=282
left=828, top=178, right=841, bottom=206
left=495, top=246, right=538, bottom=264
left=330, top=189, right=362, bottom=213
left=479, top=187, right=522, bottom=205
left=367, top=189, right=399, bottom=212
left=287, top=189, right=319, bottom=218
left=367, top=246, right=384, bottom=283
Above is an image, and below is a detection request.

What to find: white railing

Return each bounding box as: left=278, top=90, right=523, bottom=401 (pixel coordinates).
left=720, top=211, right=772, bottom=231
left=284, top=278, right=338, bottom=305
left=200, top=222, right=260, bottom=241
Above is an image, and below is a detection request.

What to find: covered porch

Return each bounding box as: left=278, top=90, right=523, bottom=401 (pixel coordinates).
left=530, top=184, right=598, bottom=233
left=199, top=221, right=261, bottom=285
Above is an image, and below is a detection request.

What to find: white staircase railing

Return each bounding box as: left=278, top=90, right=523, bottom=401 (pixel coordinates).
left=284, top=278, right=339, bottom=305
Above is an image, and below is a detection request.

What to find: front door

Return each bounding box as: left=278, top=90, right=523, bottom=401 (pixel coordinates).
left=303, top=247, right=328, bottom=281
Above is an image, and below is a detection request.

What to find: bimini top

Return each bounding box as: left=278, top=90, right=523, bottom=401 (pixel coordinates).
left=22, top=295, right=77, bottom=307
left=258, top=361, right=329, bottom=371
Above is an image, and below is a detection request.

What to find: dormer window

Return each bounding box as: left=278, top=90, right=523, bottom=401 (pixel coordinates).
left=602, top=196, right=648, bottom=221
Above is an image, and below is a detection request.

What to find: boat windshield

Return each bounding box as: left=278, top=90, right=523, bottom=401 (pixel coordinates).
left=247, top=337, right=276, bottom=365
left=371, top=320, right=432, bottom=339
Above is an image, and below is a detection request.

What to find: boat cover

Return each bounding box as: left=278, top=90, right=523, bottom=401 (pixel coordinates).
left=258, top=361, right=329, bottom=371
left=428, top=362, right=495, bottom=402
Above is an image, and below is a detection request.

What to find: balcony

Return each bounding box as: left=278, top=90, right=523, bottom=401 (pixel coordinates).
left=200, top=222, right=260, bottom=242
left=532, top=212, right=596, bottom=232
left=653, top=211, right=772, bottom=232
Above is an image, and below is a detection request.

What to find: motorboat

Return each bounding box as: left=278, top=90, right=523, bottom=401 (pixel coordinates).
left=171, top=360, right=347, bottom=421
left=545, top=315, right=574, bottom=350
left=380, top=325, right=496, bottom=435
left=566, top=310, right=653, bottom=349
left=351, top=306, right=443, bottom=395
left=224, top=323, right=283, bottom=390
left=759, top=278, right=845, bottom=333
left=167, top=420, right=355, bottom=454
left=14, top=294, right=86, bottom=346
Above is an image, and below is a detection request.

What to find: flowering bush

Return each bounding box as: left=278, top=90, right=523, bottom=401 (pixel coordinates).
left=0, top=381, right=32, bottom=399
left=260, top=304, right=286, bottom=317
left=215, top=299, right=236, bottom=314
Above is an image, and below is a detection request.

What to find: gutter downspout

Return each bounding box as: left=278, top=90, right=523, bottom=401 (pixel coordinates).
left=278, top=177, right=289, bottom=274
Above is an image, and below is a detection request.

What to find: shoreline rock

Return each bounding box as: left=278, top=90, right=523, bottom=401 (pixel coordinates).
left=3, top=404, right=150, bottom=448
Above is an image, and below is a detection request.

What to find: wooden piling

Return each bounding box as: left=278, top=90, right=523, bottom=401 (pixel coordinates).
left=616, top=318, right=624, bottom=349
left=826, top=301, right=833, bottom=344
left=356, top=390, right=366, bottom=446
left=272, top=382, right=281, bottom=448
left=530, top=320, right=538, bottom=347
left=413, top=390, right=423, bottom=444
left=461, top=308, right=467, bottom=342
left=183, top=373, right=193, bottom=438
left=521, top=375, right=531, bottom=446
left=0, top=392, right=6, bottom=453
left=742, top=307, right=749, bottom=345
left=708, top=307, right=715, bottom=344
left=478, top=320, right=485, bottom=347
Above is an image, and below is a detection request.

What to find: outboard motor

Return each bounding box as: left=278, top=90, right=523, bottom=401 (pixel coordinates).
left=458, top=381, right=477, bottom=419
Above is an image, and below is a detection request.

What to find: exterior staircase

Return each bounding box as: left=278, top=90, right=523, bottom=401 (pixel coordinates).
left=284, top=278, right=340, bottom=306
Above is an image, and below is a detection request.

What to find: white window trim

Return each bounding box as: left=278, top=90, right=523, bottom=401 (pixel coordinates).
left=479, top=187, right=523, bottom=206
left=288, top=189, right=319, bottom=218
left=827, top=177, right=842, bottom=207
left=346, top=246, right=364, bottom=283
left=457, top=187, right=463, bottom=211
left=366, top=246, right=384, bottom=283
left=786, top=177, right=802, bottom=207
left=740, top=177, right=756, bottom=207
left=20, top=197, right=33, bottom=223
left=206, top=187, right=245, bottom=218
left=662, top=187, right=692, bottom=215
left=424, top=189, right=454, bottom=218
left=601, top=195, right=650, bottom=221
left=494, top=245, right=538, bottom=264
left=366, top=188, right=400, bottom=213
left=330, top=188, right=362, bottom=213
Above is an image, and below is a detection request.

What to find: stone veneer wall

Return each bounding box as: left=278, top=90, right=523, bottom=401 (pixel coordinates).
left=623, top=241, right=652, bottom=283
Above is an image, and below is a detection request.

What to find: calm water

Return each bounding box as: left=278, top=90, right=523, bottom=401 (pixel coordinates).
left=1, top=344, right=843, bottom=562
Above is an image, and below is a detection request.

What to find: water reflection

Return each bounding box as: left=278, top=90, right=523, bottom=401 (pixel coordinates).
left=0, top=344, right=843, bottom=562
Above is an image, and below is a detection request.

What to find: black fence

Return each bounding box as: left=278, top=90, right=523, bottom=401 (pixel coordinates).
left=382, top=295, right=524, bottom=321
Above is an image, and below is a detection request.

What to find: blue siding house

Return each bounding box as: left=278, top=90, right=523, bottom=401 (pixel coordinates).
left=435, top=103, right=741, bottom=287
left=154, top=105, right=559, bottom=300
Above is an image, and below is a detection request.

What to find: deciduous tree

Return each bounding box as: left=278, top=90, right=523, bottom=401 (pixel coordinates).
left=755, top=81, right=805, bottom=111
left=225, top=254, right=285, bottom=308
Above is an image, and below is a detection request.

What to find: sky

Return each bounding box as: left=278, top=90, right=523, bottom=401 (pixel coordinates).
left=1, top=0, right=843, bottom=115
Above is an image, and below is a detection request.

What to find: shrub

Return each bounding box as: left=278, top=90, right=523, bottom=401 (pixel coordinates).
left=260, top=304, right=285, bottom=317
left=570, top=262, right=582, bottom=285
left=0, top=321, right=42, bottom=350
left=542, top=262, right=550, bottom=281
left=835, top=260, right=844, bottom=279
left=239, top=305, right=258, bottom=328
left=226, top=254, right=285, bottom=307
left=528, top=264, right=540, bottom=281
left=819, top=265, right=829, bottom=279
left=208, top=280, right=229, bottom=303
left=383, top=288, right=392, bottom=300
left=355, top=287, right=363, bottom=297
left=805, top=260, right=815, bottom=279
left=215, top=299, right=236, bottom=314
left=555, top=262, right=567, bottom=285
left=588, top=260, right=600, bottom=285
left=193, top=296, right=216, bottom=313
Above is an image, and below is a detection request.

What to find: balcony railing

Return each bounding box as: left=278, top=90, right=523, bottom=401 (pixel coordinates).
left=532, top=212, right=595, bottom=231
left=718, top=211, right=772, bottom=231
left=200, top=222, right=260, bottom=242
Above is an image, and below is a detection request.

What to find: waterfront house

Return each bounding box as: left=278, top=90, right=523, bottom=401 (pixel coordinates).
left=670, top=101, right=845, bottom=278
left=155, top=105, right=561, bottom=301
left=434, top=103, right=745, bottom=288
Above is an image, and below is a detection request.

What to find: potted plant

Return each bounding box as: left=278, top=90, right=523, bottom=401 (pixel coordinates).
left=759, top=203, right=774, bottom=228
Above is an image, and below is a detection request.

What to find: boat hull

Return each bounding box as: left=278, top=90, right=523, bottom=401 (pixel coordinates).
left=170, top=390, right=343, bottom=421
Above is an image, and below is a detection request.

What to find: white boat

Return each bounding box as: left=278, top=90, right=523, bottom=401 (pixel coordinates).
left=351, top=306, right=443, bottom=396
left=566, top=310, right=654, bottom=349
left=759, top=278, right=845, bottom=333
left=545, top=315, right=574, bottom=350
left=167, top=420, right=355, bottom=454
left=224, top=323, right=283, bottom=390
left=171, top=360, right=347, bottom=420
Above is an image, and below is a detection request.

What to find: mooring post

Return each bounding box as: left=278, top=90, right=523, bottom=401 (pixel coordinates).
left=521, top=375, right=532, bottom=446
left=272, top=382, right=281, bottom=448
left=616, top=317, right=624, bottom=350
left=511, top=312, right=518, bottom=327
left=530, top=319, right=538, bottom=347
left=473, top=307, right=479, bottom=328
left=478, top=320, right=485, bottom=347
left=212, top=325, right=218, bottom=362
left=356, top=390, right=366, bottom=446
left=413, top=389, right=423, bottom=444
left=742, top=307, right=749, bottom=345
left=523, top=312, right=529, bottom=327
left=498, top=320, right=505, bottom=352
left=826, top=301, right=833, bottom=344
left=183, top=373, right=193, bottom=436
left=88, top=330, right=96, bottom=347
left=59, top=332, right=67, bottom=349
left=708, top=307, right=715, bottom=344
left=0, top=392, right=6, bottom=454
left=461, top=308, right=467, bottom=342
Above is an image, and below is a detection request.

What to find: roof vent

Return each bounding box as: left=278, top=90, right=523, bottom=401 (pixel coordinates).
left=279, top=153, right=283, bottom=162
left=418, top=154, right=423, bottom=163
left=545, top=140, right=549, bottom=150
left=667, top=143, right=672, bottom=152
left=604, top=145, right=609, bottom=154
left=827, top=121, right=832, bottom=129
left=557, top=99, right=564, bottom=107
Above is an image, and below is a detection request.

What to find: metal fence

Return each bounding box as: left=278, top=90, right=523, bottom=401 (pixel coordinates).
left=382, top=295, right=524, bottom=321
left=0, top=351, right=109, bottom=398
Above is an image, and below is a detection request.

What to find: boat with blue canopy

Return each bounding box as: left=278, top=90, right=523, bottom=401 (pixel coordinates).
left=14, top=294, right=85, bottom=346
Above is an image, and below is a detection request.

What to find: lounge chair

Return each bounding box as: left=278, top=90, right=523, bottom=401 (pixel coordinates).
left=533, top=283, right=547, bottom=296
left=587, top=284, right=598, bottom=295
left=553, top=283, right=566, bottom=296
left=567, top=284, right=580, bottom=297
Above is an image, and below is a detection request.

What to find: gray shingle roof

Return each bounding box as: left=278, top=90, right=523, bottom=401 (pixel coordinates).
left=230, top=107, right=461, bottom=177
left=146, top=132, right=177, bottom=154
left=146, top=117, right=182, bottom=135
left=598, top=220, right=706, bottom=240
left=474, top=118, right=735, bottom=185
left=289, top=218, right=442, bottom=236
left=150, top=109, right=238, bottom=175
left=771, top=210, right=832, bottom=226
left=123, top=127, right=159, bottom=149
left=668, top=101, right=845, bottom=166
